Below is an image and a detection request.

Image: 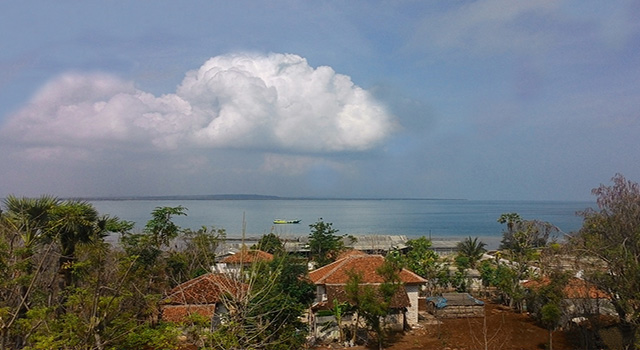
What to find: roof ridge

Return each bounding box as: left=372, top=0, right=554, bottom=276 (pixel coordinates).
left=399, top=267, right=429, bottom=283
left=311, top=254, right=427, bottom=285
left=312, top=257, right=351, bottom=284
left=314, top=255, right=382, bottom=284
left=167, top=272, right=213, bottom=295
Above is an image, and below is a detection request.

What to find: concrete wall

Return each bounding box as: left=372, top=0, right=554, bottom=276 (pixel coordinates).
left=406, top=284, right=420, bottom=325
left=312, top=312, right=404, bottom=342
left=428, top=304, right=485, bottom=318
left=316, top=285, right=326, bottom=303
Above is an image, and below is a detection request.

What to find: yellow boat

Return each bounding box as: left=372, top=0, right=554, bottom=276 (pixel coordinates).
left=273, top=219, right=301, bottom=224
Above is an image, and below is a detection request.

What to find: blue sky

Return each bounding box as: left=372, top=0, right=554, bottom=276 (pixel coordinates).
left=1, top=1, right=639, bottom=200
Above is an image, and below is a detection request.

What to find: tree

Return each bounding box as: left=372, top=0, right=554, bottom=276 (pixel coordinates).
left=497, top=213, right=521, bottom=235
left=0, top=198, right=142, bottom=350
left=0, top=199, right=59, bottom=350
left=541, top=303, right=562, bottom=350
left=115, top=205, right=190, bottom=331
left=48, top=200, right=106, bottom=292
left=269, top=253, right=315, bottom=305
left=0, top=195, right=59, bottom=348
left=345, top=256, right=403, bottom=349
left=25, top=239, right=143, bottom=350
left=456, top=236, right=487, bottom=269
left=206, top=254, right=313, bottom=350
left=404, top=237, right=438, bottom=276
left=402, top=237, right=445, bottom=293
left=167, top=226, right=225, bottom=283
left=496, top=213, right=558, bottom=311
left=478, top=260, right=498, bottom=293
left=569, top=174, right=640, bottom=347
left=524, top=271, right=568, bottom=350
left=144, top=206, right=187, bottom=248
left=498, top=214, right=557, bottom=252
left=120, top=205, right=187, bottom=270
left=308, top=219, right=344, bottom=267
left=328, top=299, right=351, bottom=343
left=492, top=264, right=524, bottom=310
left=2, top=195, right=58, bottom=254
left=252, top=232, right=284, bottom=255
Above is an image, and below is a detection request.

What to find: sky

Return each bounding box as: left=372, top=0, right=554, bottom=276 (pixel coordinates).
left=1, top=1, right=639, bottom=201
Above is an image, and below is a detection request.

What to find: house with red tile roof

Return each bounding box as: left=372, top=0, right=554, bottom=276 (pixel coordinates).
left=309, top=253, right=427, bottom=336
left=335, top=249, right=368, bottom=260
left=522, top=276, right=610, bottom=300
left=161, top=273, right=248, bottom=323
left=220, top=249, right=274, bottom=264
left=522, top=277, right=617, bottom=326
left=218, top=249, right=274, bottom=275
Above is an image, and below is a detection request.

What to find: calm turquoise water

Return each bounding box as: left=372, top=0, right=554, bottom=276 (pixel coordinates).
left=90, top=199, right=595, bottom=249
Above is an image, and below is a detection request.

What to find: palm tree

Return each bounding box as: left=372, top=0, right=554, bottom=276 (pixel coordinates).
left=456, top=236, right=487, bottom=269
left=1, top=195, right=59, bottom=348
left=2, top=195, right=59, bottom=253
left=48, top=200, right=103, bottom=291
left=497, top=212, right=522, bottom=234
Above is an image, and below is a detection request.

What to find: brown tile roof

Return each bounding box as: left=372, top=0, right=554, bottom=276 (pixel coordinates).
left=161, top=304, right=216, bottom=323
left=221, top=249, right=274, bottom=264
left=336, top=249, right=368, bottom=260
left=164, top=273, right=247, bottom=305
left=309, top=254, right=427, bottom=285
left=522, top=277, right=610, bottom=299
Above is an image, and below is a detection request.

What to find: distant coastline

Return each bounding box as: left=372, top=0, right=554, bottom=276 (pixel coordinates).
left=70, top=194, right=468, bottom=201
left=79, top=194, right=282, bottom=201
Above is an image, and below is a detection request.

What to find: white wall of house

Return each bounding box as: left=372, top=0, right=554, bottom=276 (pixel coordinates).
left=213, top=262, right=241, bottom=275
left=316, top=285, right=327, bottom=303
left=406, top=284, right=420, bottom=325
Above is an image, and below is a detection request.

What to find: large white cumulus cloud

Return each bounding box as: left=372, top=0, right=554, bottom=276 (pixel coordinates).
left=2, top=53, right=394, bottom=154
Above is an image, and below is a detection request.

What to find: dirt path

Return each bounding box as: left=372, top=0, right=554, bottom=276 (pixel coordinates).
left=314, top=301, right=577, bottom=350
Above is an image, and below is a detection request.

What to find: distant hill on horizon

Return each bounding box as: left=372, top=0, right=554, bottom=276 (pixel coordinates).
left=76, top=194, right=283, bottom=201
left=74, top=194, right=466, bottom=201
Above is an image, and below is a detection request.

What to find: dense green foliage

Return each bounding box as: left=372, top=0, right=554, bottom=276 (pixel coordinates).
left=456, top=236, right=486, bottom=269
left=0, top=197, right=145, bottom=349
left=569, top=174, right=640, bottom=347
left=0, top=200, right=232, bottom=350
left=204, top=253, right=314, bottom=350
left=252, top=232, right=285, bottom=255
left=492, top=213, right=559, bottom=311
left=498, top=212, right=558, bottom=251
left=403, top=237, right=438, bottom=277
left=308, top=219, right=344, bottom=267
left=345, top=255, right=402, bottom=349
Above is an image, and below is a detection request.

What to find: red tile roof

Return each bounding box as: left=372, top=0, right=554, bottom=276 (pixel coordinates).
left=522, top=277, right=610, bottom=299
left=164, top=273, right=247, bottom=305
left=161, top=304, right=216, bottom=323
left=335, top=249, right=368, bottom=260
left=309, top=254, right=427, bottom=285
left=221, top=249, right=274, bottom=264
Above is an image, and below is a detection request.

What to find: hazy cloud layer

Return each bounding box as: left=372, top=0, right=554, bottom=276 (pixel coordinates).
left=413, top=0, right=559, bottom=55
left=1, top=1, right=639, bottom=200
left=2, top=53, right=394, bottom=157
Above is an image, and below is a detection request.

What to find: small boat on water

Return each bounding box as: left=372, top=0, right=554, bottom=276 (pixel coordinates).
left=273, top=219, right=301, bottom=224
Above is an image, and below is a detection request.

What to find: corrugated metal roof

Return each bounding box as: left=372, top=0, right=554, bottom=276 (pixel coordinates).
left=427, top=293, right=485, bottom=308
left=349, top=235, right=409, bottom=251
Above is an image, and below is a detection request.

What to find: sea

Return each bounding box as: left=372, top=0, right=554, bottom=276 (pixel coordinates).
left=90, top=199, right=596, bottom=250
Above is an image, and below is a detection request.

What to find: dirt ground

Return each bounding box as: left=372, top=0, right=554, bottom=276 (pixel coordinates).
left=314, top=301, right=578, bottom=350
